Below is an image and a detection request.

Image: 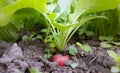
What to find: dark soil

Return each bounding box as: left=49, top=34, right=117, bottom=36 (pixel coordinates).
left=0, top=36, right=118, bottom=73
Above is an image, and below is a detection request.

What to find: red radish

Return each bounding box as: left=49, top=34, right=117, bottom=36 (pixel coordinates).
left=52, top=54, right=70, bottom=66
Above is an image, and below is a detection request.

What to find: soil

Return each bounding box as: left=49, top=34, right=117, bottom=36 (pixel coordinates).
left=0, top=35, right=118, bottom=73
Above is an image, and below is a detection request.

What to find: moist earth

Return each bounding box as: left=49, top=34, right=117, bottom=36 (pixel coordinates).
left=0, top=38, right=117, bottom=73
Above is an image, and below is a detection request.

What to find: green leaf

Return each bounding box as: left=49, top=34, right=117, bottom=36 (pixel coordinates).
left=52, top=32, right=61, bottom=42
left=107, top=50, right=120, bottom=63
left=0, top=18, right=24, bottom=41
left=78, top=27, right=86, bottom=35
left=58, top=0, right=71, bottom=14
left=78, top=16, right=108, bottom=31
left=0, top=8, right=47, bottom=41
left=70, top=0, right=76, bottom=13
left=0, top=0, right=47, bottom=41
left=69, top=0, right=120, bottom=23
left=44, top=53, right=52, bottom=59
left=111, top=42, right=120, bottom=46
left=56, top=0, right=71, bottom=21
left=76, top=42, right=92, bottom=53
left=36, top=35, right=43, bottom=41
left=44, top=35, right=54, bottom=43
left=68, top=46, right=78, bottom=56
left=52, top=22, right=73, bottom=31
left=99, top=36, right=113, bottom=41
left=22, top=35, right=28, bottom=41
left=83, top=44, right=93, bottom=53
left=0, top=0, right=18, bottom=10
left=47, top=4, right=57, bottom=13
left=0, top=0, right=47, bottom=26
left=50, top=43, right=56, bottom=48
left=48, top=13, right=57, bottom=21
left=100, top=42, right=112, bottom=48
left=63, top=15, right=108, bottom=51
left=85, top=31, right=94, bottom=36
left=76, top=42, right=83, bottom=50
left=30, top=68, right=42, bottom=73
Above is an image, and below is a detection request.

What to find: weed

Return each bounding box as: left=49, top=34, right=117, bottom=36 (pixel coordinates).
left=76, top=42, right=93, bottom=53
left=107, top=50, right=120, bottom=73
left=30, top=67, right=42, bottom=73
left=68, top=46, right=78, bottom=56
left=44, top=48, right=52, bottom=59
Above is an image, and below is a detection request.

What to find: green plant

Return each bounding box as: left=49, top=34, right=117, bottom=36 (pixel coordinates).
left=0, top=0, right=120, bottom=51
left=99, top=36, right=114, bottom=48
left=81, top=8, right=120, bottom=38
left=44, top=48, right=52, bottom=59
left=107, top=50, right=120, bottom=73
left=76, top=42, right=93, bottom=53
left=30, top=67, right=42, bottom=73
left=40, top=28, right=56, bottom=48
left=22, top=33, right=36, bottom=41
left=77, top=23, right=94, bottom=37
left=68, top=46, right=78, bottom=56
left=0, top=0, right=47, bottom=41
left=45, top=0, right=120, bottom=51
left=99, top=36, right=120, bottom=48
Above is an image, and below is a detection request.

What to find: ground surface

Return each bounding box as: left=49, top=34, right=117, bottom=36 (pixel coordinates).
left=0, top=35, right=118, bottom=73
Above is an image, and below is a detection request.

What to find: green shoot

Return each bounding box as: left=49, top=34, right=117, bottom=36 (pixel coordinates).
left=76, top=42, right=92, bottom=53
left=107, top=50, right=120, bottom=73
left=0, top=0, right=120, bottom=51
left=30, top=67, right=42, bottom=73
left=44, top=48, right=52, bottom=59
left=68, top=46, right=78, bottom=56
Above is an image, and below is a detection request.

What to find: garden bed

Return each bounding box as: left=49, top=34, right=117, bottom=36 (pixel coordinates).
left=0, top=36, right=117, bottom=73
left=0, top=0, right=120, bottom=73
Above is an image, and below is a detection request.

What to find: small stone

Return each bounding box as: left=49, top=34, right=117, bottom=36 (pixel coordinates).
left=0, top=43, right=24, bottom=63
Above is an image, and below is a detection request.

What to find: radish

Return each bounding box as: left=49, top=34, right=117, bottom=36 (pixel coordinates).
left=52, top=54, right=70, bottom=66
